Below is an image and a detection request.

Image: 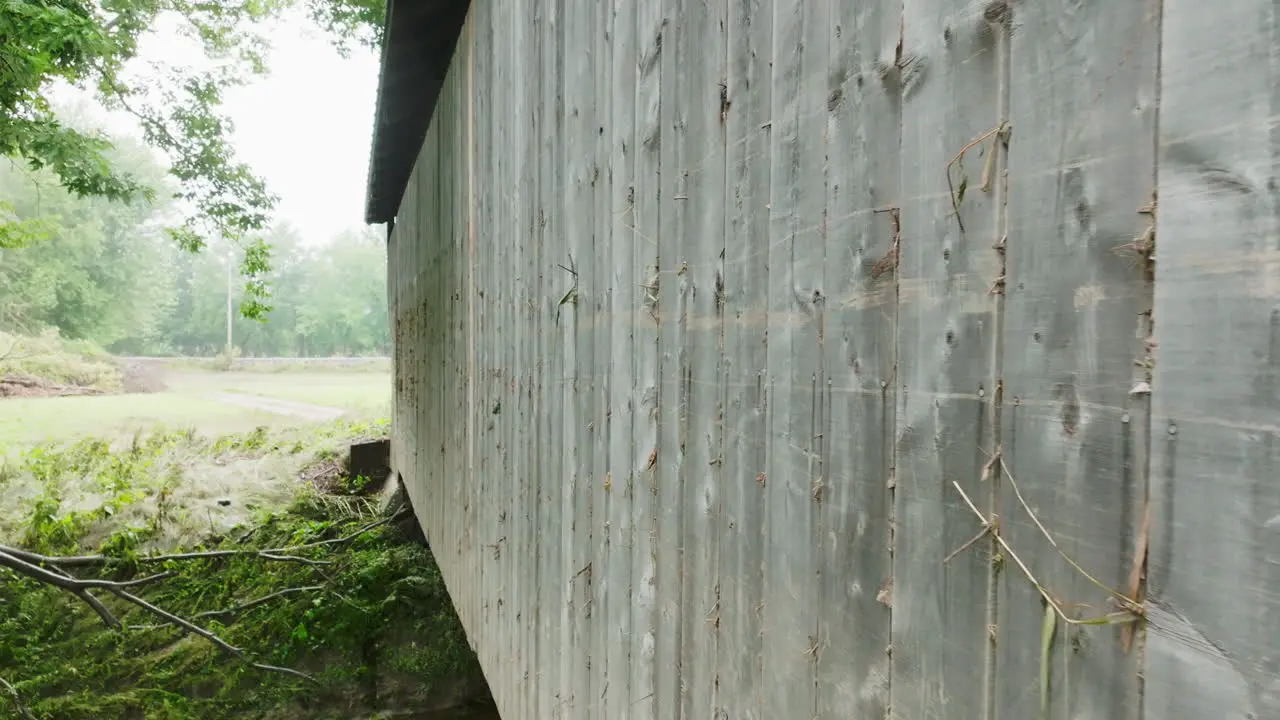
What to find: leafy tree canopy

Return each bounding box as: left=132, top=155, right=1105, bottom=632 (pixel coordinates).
left=0, top=0, right=386, bottom=317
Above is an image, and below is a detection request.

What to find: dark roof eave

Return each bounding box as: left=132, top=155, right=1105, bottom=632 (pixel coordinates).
left=363, top=0, right=471, bottom=225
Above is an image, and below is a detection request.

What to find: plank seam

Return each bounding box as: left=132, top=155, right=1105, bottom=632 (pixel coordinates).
left=980, top=5, right=1013, bottom=720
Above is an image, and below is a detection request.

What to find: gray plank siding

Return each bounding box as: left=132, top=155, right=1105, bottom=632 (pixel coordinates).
left=717, top=1, right=773, bottom=717
left=382, top=1, right=1280, bottom=717
left=1147, top=1, right=1280, bottom=718
left=670, top=0, right=729, bottom=718
left=630, top=0, right=664, bottom=714
left=761, top=0, right=826, bottom=715
left=604, top=1, right=637, bottom=717
left=816, top=0, right=900, bottom=715
left=654, top=1, right=687, bottom=715
left=891, top=1, right=1004, bottom=718
left=562, top=0, right=596, bottom=714
left=996, top=1, right=1159, bottom=719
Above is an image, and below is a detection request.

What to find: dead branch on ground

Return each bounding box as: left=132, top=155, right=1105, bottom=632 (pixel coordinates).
left=0, top=505, right=412, bottom=688
left=193, top=585, right=325, bottom=621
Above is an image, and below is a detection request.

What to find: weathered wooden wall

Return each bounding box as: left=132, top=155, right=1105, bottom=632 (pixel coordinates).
left=386, top=0, right=1280, bottom=717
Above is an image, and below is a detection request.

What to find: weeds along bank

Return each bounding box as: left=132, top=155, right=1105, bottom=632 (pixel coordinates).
left=0, top=420, right=487, bottom=719
left=0, top=331, right=125, bottom=398
left=0, top=329, right=391, bottom=401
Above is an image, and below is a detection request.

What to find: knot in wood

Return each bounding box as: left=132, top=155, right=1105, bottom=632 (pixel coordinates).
left=983, top=1, right=1010, bottom=26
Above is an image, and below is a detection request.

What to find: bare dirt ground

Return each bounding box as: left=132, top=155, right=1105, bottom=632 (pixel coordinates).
left=1, top=359, right=344, bottom=419
left=0, top=363, right=388, bottom=448
left=207, top=391, right=346, bottom=421
left=0, top=359, right=164, bottom=398
left=119, top=359, right=169, bottom=393
left=0, top=373, right=107, bottom=398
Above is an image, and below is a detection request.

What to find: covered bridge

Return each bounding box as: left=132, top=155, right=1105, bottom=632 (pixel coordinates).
left=365, top=0, right=1280, bottom=717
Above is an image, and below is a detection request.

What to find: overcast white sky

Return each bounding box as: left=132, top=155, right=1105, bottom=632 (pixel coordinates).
left=220, top=25, right=381, bottom=243
left=69, top=13, right=382, bottom=245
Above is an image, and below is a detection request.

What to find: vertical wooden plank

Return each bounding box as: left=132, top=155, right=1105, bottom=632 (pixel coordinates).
left=605, top=1, right=637, bottom=716
left=630, top=0, right=664, bottom=714
left=474, top=0, right=494, bottom=676
left=470, top=0, right=485, bottom=665
left=538, top=1, right=567, bottom=715
left=588, top=2, right=613, bottom=716
left=531, top=4, right=555, bottom=716
left=486, top=2, right=501, bottom=662
left=499, top=1, right=518, bottom=707
left=516, top=1, right=539, bottom=714
left=892, top=1, right=1003, bottom=718
left=1147, top=1, right=1280, bottom=718
left=487, top=6, right=502, bottom=671
left=419, top=66, right=441, bottom=586
left=441, top=46, right=454, bottom=613
left=761, top=0, right=827, bottom=716
left=655, top=1, right=688, bottom=714
left=529, top=5, right=546, bottom=715
left=995, top=1, right=1158, bottom=718
left=664, top=0, right=729, bottom=716
left=563, top=0, right=596, bottom=713
left=463, top=8, right=480, bottom=635
left=451, top=43, right=468, bottom=623
left=421, top=69, right=436, bottom=588
left=520, top=2, right=539, bottom=713
left=504, top=0, right=519, bottom=708
left=717, top=1, right=772, bottom=715
left=455, top=34, right=470, bottom=623
left=430, top=56, right=446, bottom=602
left=817, top=0, right=900, bottom=715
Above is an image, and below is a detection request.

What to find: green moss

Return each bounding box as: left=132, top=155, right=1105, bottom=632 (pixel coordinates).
left=0, top=423, right=480, bottom=719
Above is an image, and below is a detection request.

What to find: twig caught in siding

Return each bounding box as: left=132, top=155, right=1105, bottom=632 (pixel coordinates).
left=556, top=255, right=579, bottom=326
left=871, top=206, right=902, bottom=279
left=948, top=456, right=1145, bottom=627
left=944, top=122, right=1011, bottom=236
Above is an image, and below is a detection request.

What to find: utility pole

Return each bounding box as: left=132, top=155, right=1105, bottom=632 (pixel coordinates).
left=225, top=246, right=234, bottom=362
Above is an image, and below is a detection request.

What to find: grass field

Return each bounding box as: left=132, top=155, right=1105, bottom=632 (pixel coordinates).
left=0, top=368, right=390, bottom=448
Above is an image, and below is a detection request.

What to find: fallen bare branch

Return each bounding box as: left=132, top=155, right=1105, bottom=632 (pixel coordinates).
left=6, top=552, right=124, bottom=629
left=1, top=676, right=34, bottom=720
left=3, top=550, right=292, bottom=677
left=73, top=588, right=122, bottom=628
left=193, top=585, right=324, bottom=621
left=0, top=507, right=411, bottom=687
left=285, top=506, right=411, bottom=553
left=99, top=587, right=316, bottom=684
left=0, top=544, right=329, bottom=568
left=0, top=549, right=174, bottom=591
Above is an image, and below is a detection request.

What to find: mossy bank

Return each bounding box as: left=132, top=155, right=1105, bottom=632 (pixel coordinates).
left=0, top=420, right=489, bottom=719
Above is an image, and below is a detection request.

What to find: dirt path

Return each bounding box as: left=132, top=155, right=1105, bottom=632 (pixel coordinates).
left=207, top=392, right=346, bottom=421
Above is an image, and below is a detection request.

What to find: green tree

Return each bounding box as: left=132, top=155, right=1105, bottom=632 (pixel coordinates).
left=292, top=227, right=387, bottom=356
left=0, top=0, right=386, bottom=317
left=123, top=223, right=389, bottom=358
left=0, top=132, right=177, bottom=347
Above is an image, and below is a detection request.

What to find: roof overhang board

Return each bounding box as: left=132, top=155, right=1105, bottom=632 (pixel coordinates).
left=363, top=0, right=471, bottom=225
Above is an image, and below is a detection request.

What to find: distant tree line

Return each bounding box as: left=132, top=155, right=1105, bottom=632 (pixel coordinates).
left=0, top=134, right=389, bottom=359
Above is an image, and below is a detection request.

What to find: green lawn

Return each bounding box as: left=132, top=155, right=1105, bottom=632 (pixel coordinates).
left=0, top=369, right=390, bottom=449
left=165, top=370, right=391, bottom=415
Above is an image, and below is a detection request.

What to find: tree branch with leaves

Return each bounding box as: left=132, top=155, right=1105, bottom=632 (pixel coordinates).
left=0, top=0, right=386, bottom=318
left=0, top=505, right=412, bottom=700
